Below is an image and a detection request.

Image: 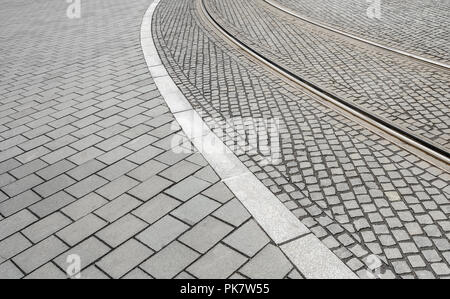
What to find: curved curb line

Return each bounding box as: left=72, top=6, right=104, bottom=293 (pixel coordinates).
left=265, top=0, right=450, bottom=70
left=141, top=0, right=357, bottom=279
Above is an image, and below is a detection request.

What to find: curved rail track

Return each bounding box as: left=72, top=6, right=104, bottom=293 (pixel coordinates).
left=198, top=0, right=450, bottom=169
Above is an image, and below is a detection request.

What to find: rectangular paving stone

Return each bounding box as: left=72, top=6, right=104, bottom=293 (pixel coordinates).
left=78, top=265, right=109, bottom=279
left=141, top=241, right=199, bottom=279
left=0, top=190, right=41, bottom=216
left=0, top=191, right=7, bottom=204
left=202, top=182, right=235, bottom=203
left=1, top=174, right=43, bottom=197
left=223, top=220, right=270, bottom=257
left=57, top=214, right=107, bottom=246
left=0, top=173, right=15, bottom=188
left=33, top=174, right=76, bottom=198
left=22, top=212, right=72, bottom=244
left=179, top=216, right=233, bottom=253
left=0, top=261, right=24, bottom=279
left=96, top=214, right=148, bottom=248
left=25, top=262, right=66, bottom=279
left=124, top=134, right=158, bottom=151
left=68, top=147, right=104, bottom=165
left=95, top=135, right=129, bottom=152
left=66, top=159, right=106, bottom=181
left=137, top=215, right=189, bottom=251
left=70, top=134, right=103, bottom=151
left=13, top=236, right=68, bottom=274
left=213, top=198, right=251, bottom=227
left=94, top=194, right=141, bottom=222
left=0, top=210, right=37, bottom=241
left=29, top=191, right=76, bottom=218
left=18, top=135, right=51, bottom=151
left=0, top=159, right=21, bottom=175
left=128, top=175, right=172, bottom=201
left=0, top=147, right=23, bottom=163
left=41, top=146, right=77, bottom=164
left=98, top=159, right=137, bottom=181
left=122, top=268, right=152, bottom=279
left=126, top=145, right=163, bottom=164
left=187, top=243, right=248, bottom=279
left=155, top=150, right=190, bottom=166
left=54, top=237, right=110, bottom=273
left=9, top=159, right=47, bottom=179
left=127, top=159, right=168, bottom=182
left=159, top=160, right=202, bottom=182
left=36, top=159, right=75, bottom=180
left=0, top=233, right=32, bottom=260
left=62, top=193, right=108, bottom=221
left=65, top=175, right=108, bottom=198
left=193, top=166, right=219, bottom=184
left=96, top=176, right=139, bottom=200
left=97, top=146, right=133, bottom=165
left=165, top=176, right=211, bottom=202
left=132, top=193, right=181, bottom=224
left=97, top=239, right=153, bottom=279
left=171, top=195, right=220, bottom=225
left=239, top=244, right=293, bottom=279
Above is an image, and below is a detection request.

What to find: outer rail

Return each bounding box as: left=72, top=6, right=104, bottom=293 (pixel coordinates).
left=265, top=0, right=450, bottom=70
left=200, top=0, right=450, bottom=166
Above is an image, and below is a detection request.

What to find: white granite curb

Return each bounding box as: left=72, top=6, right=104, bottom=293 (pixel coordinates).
left=140, top=0, right=357, bottom=279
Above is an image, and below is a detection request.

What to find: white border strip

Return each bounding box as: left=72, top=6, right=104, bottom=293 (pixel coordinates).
left=265, top=0, right=450, bottom=70
left=141, top=0, right=357, bottom=279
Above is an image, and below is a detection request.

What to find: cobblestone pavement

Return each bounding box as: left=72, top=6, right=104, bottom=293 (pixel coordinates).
left=204, top=0, right=450, bottom=153
left=0, top=0, right=301, bottom=279
left=153, top=0, right=450, bottom=278
left=275, top=0, right=450, bottom=64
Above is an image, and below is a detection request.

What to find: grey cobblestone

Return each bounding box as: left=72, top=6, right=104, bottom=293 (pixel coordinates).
left=205, top=0, right=450, bottom=151
left=277, top=0, right=450, bottom=63
left=0, top=0, right=374, bottom=280
left=154, top=0, right=450, bottom=278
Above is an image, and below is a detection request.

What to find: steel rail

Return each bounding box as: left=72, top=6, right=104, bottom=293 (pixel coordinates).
left=199, top=0, right=450, bottom=166
left=264, top=0, right=450, bottom=70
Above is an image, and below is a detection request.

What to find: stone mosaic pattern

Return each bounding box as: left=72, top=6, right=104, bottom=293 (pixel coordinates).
left=277, top=0, right=450, bottom=64
left=205, top=0, right=450, bottom=153
left=0, top=0, right=300, bottom=279
left=153, top=0, right=450, bottom=278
